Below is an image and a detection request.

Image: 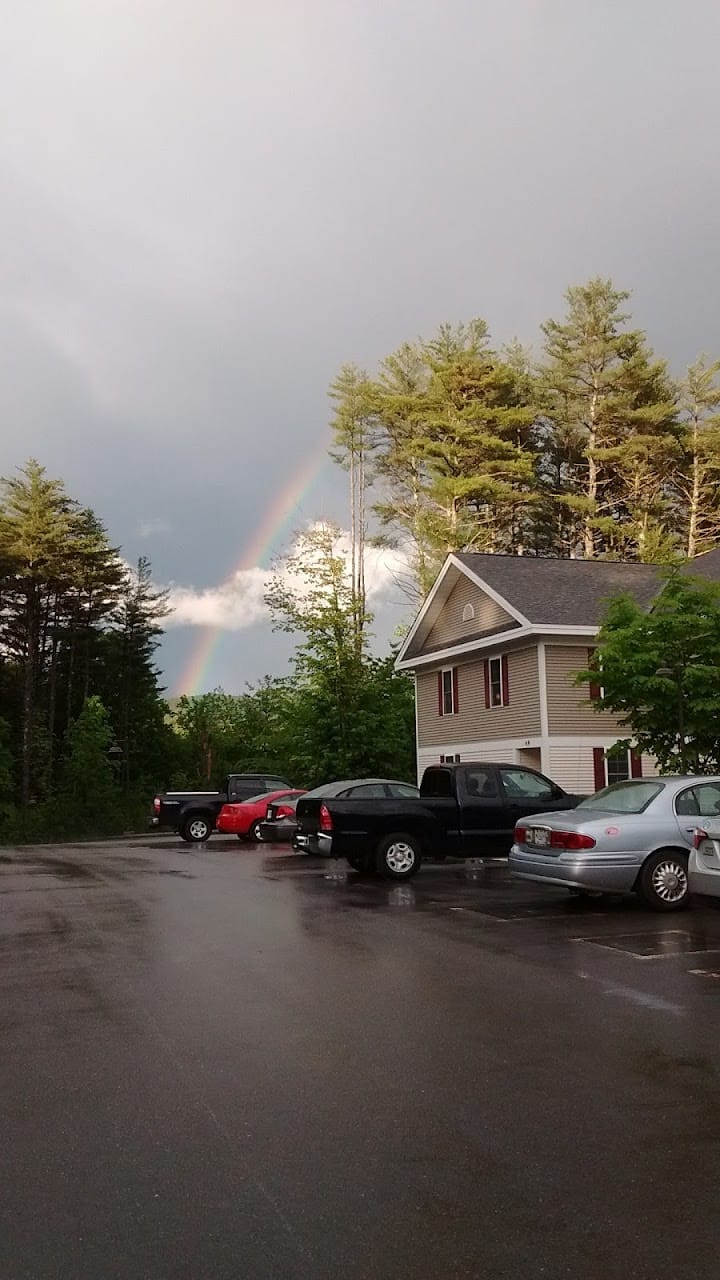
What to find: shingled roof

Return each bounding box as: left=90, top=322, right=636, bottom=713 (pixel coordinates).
left=454, top=553, right=663, bottom=626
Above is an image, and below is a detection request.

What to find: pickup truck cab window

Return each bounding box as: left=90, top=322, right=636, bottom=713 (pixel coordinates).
left=464, top=769, right=498, bottom=798
left=421, top=768, right=453, bottom=798
left=500, top=768, right=555, bottom=801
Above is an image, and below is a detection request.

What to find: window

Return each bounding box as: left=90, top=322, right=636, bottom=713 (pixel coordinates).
left=343, top=783, right=389, bottom=798
left=465, top=769, right=498, bottom=798
left=422, top=769, right=453, bottom=797
left=462, top=602, right=475, bottom=622
left=437, top=667, right=459, bottom=716
left=499, top=768, right=555, bottom=801
left=676, top=784, right=720, bottom=818
left=592, top=747, right=642, bottom=789
left=578, top=781, right=664, bottom=814
left=440, top=753, right=461, bottom=764
left=484, top=655, right=509, bottom=708
left=606, top=754, right=630, bottom=786
left=587, top=648, right=605, bottom=700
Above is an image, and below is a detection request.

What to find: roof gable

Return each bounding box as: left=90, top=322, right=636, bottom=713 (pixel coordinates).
left=454, top=553, right=662, bottom=626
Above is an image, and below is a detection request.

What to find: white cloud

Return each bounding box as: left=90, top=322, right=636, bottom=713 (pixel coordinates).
left=138, top=516, right=171, bottom=538
left=164, top=523, right=412, bottom=632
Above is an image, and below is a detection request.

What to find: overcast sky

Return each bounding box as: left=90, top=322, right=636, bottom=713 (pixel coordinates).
left=3, top=0, right=720, bottom=694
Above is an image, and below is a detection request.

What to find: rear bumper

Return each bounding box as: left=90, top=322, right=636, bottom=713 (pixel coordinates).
left=688, top=849, right=720, bottom=899
left=509, top=846, right=641, bottom=893
left=293, top=831, right=333, bottom=856
left=259, top=821, right=295, bottom=843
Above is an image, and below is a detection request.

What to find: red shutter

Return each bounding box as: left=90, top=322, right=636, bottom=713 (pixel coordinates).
left=630, top=750, right=643, bottom=778
left=588, top=648, right=601, bottom=700
left=437, top=672, right=444, bottom=716
left=483, top=660, right=490, bottom=709
left=501, top=654, right=510, bottom=706
left=452, top=667, right=459, bottom=714
left=592, top=748, right=606, bottom=791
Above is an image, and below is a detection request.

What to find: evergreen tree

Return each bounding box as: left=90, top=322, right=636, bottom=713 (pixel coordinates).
left=676, top=355, right=720, bottom=558
left=540, top=279, right=678, bottom=560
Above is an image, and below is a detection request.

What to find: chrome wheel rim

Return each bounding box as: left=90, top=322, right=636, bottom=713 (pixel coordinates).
left=253, top=824, right=263, bottom=841
left=651, top=859, right=687, bottom=903
left=385, top=841, right=415, bottom=874
left=189, top=819, right=209, bottom=840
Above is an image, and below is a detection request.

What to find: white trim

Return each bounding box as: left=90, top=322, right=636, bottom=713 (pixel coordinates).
left=413, top=674, right=420, bottom=785
left=537, top=642, right=549, bottom=739
left=396, top=625, right=534, bottom=670
left=451, top=555, right=531, bottom=628
left=395, top=553, right=531, bottom=667
left=395, top=556, right=460, bottom=664
left=396, top=622, right=601, bottom=671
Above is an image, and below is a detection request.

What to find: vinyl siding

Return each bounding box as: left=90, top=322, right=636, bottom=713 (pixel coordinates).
left=416, top=648, right=541, bottom=747
left=421, top=577, right=516, bottom=652
left=547, top=744, right=660, bottom=793
left=545, top=645, right=624, bottom=735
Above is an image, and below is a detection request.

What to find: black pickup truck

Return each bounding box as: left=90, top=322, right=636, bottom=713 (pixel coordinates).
left=152, top=772, right=292, bottom=843
left=294, top=762, right=583, bottom=879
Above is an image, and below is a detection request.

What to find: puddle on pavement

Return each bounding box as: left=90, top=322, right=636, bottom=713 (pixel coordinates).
left=575, top=929, right=720, bottom=958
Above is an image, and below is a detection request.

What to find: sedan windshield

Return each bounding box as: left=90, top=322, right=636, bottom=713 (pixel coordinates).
left=577, top=780, right=665, bottom=814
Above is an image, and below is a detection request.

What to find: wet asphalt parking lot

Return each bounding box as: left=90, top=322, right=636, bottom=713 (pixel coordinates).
left=2, top=837, right=720, bottom=1280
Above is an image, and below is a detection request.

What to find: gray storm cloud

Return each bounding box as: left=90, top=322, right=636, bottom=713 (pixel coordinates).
left=2, top=0, right=720, bottom=690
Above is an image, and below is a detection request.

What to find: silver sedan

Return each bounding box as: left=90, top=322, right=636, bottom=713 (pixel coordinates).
left=509, top=776, right=720, bottom=911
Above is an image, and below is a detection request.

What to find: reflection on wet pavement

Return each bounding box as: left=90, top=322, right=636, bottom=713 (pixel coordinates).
left=2, top=837, right=720, bottom=1279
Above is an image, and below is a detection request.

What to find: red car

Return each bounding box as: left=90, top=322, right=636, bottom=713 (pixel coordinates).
left=217, top=790, right=306, bottom=842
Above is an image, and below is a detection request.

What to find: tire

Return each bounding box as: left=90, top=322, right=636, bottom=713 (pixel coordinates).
left=374, top=832, right=422, bottom=880
left=251, top=821, right=264, bottom=843
left=180, top=814, right=213, bottom=843
left=637, top=849, right=689, bottom=911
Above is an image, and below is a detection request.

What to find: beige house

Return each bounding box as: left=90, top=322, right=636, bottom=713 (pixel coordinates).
left=396, top=549, right=720, bottom=793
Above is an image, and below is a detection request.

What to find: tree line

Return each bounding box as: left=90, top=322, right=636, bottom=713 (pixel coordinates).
left=4, top=275, right=719, bottom=839
left=329, top=278, right=720, bottom=605
left=0, top=467, right=415, bottom=841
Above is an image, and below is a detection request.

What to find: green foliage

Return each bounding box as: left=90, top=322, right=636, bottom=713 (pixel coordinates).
left=337, top=277, right=720, bottom=590
left=576, top=573, right=720, bottom=772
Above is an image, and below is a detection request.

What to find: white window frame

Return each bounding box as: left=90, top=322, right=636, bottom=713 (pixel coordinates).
left=604, top=750, right=631, bottom=786
left=441, top=667, right=458, bottom=716
left=488, top=656, right=507, bottom=708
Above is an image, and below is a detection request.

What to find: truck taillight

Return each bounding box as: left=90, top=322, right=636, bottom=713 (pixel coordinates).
left=319, top=803, right=333, bottom=832
left=153, top=797, right=161, bottom=813
left=550, top=830, right=596, bottom=850
left=694, top=828, right=708, bottom=849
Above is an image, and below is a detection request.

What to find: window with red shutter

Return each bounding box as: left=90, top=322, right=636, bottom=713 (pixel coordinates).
left=588, top=648, right=602, bottom=701
left=487, top=656, right=508, bottom=707
left=439, top=668, right=457, bottom=715
left=592, top=748, right=606, bottom=790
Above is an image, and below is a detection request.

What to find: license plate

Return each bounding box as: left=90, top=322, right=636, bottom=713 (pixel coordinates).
left=530, top=827, right=550, bottom=847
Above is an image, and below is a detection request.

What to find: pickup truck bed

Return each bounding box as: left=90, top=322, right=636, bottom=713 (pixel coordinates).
left=294, top=762, right=583, bottom=879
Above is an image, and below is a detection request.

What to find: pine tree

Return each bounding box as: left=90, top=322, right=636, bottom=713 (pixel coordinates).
left=541, top=280, right=679, bottom=560
left=676, top=356, right=720, bottom=558
left=0, top=461, right=76, bottom=802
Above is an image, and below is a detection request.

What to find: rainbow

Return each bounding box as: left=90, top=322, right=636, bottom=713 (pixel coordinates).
left=176, top=436, right=331, bottom=695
